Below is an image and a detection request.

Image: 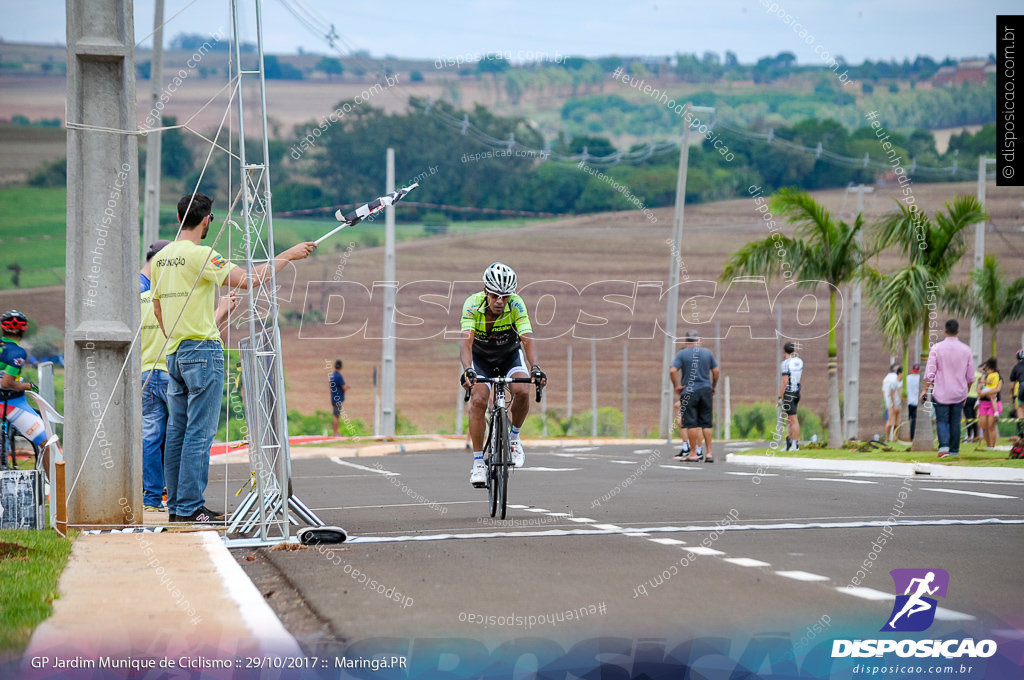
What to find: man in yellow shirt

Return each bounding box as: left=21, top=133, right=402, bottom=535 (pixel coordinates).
left=152, top=193, right=316, bottom=523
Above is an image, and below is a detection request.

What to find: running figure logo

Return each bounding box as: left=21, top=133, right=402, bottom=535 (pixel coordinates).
left=881, top=568, right=950, bottom=632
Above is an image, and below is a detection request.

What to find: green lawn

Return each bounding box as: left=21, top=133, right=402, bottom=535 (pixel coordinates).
left=753, top=440, right=1024, bottom=467
left=0, top=529, right=75, bottom=653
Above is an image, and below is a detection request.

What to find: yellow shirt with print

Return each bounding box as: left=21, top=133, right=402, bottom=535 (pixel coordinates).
left=151, top=240, right=238, bottom=355
left=140, top=287, right=167, bottom=372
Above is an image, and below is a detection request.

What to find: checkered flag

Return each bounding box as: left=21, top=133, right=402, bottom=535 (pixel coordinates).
left=334, top=183, right=419, bottom=226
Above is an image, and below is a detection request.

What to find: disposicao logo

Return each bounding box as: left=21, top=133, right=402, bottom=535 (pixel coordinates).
left=882, top=568, right=949, bottom=632
left=832, top=568, right=998, bottom=659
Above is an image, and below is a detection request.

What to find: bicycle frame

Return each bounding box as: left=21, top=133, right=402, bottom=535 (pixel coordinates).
left=464, top=375, right=541, bottom=519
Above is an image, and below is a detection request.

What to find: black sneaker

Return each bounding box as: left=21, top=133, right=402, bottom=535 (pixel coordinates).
left=175, top=506, right=225, bottom=523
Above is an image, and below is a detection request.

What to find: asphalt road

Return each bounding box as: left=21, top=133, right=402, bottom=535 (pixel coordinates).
left=219, top=442, right=1024, bottom=676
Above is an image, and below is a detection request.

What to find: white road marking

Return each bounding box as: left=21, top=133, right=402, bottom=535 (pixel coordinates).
left=806, top=478, right=879, bottom=485
left=682, top=546, right=726, bottom=556
left=920, top=488, right=1018, bottom=500
left=314, top=501, right=478, bottom=511
left=610, top=460, right=638, bottom=464
left=632, top=449, right=657, bottom=454
left=660, top=465, right=703, bottom=471
left=330, top=457, right=398, bottom=475
left=339, top=517, right=1024, bottom=543
left=727, top=472, right=778, bottom=477
left=624, top=532, right=651, bottom=537
left=838, top=587, right=976, bottom=621
left=649, top=538, right=687, bottom=546
left=518, top=467, right=582, bottom=472
left=562, top=447, right=597, bottom=452
left=775, top=570, right=830, bottom=582
left=723, top=557, right=771, bottom=568
left=591, top=523, right=623, bottom=531
left=523, top=508, right=550, bottom=513
left=840, top=587, right=893, bottom=601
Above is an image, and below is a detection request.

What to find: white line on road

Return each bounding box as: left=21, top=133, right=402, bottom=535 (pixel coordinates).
left=659, top=465, right=703, bottom=471
left=806, top=478, right=879, bottom=485
left=838, top=587, right=975, bottom=621
left=330, top=457, right=398, bottom=476
left=649, top=538, right=687, bottom=546
left=681, top=546, right=726, bottom=556
left=775, top=570, right=831, bottom=582
left=610, top=460, right=638, bottom=464
left=338, top=517, right=1024, bottom=543
left=726, top=472, right=778, bottom=477
left=523, top=508, right=551, bottom=513
left=517, top=467, right=582, bottom=472
left=723, top=557, right=772, bottom=568
left=920, top=488, right=1018, bottom=499
left=562, top=447, right=597, bottom=452
left=591, top=524, right=623, bottom=531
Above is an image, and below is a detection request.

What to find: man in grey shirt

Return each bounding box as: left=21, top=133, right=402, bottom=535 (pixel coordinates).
left=670, top=330, right=719, bottom=462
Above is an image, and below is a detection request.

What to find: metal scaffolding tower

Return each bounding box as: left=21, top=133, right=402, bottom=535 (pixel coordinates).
left=225, top=0, right=325, bottom=544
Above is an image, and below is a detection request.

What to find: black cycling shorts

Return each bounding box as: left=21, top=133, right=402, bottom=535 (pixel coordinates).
left=680, top=387, right=714, bottom=429
left=781, top=390, right=800, bottom=416
left=472, top=349, right=528, bottom=381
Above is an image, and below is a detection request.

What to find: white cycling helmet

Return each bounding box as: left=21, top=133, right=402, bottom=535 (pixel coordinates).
left=483, top=262, right=517, bottom=295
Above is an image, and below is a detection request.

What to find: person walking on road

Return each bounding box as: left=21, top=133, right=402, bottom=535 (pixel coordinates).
left=777, top=342, right=803, bottom=452
left=329, top=359, right=349, bottom=436
left=922, top=319, right=974, bottom=458
left=670, top=330, right=719, bottom=463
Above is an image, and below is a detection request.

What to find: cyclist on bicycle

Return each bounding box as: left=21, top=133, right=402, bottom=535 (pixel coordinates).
left=0, top=310, right=49, bottom=457
left=460, top=263, right=546, bottom=487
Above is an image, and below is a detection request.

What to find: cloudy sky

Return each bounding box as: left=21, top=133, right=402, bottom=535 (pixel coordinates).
left=0, top=0, right=1012, bottom=64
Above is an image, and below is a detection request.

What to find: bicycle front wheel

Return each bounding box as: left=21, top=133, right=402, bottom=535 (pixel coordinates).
left=494, top=408, right=510, bottom=520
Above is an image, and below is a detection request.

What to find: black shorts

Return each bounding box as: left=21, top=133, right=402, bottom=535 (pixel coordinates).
left=472, top=349, right=528, bottom=380
left=680, top=387, right=713, bottom=429
left=332, top=401, right=344, bottom=417
left=781, top=390, right=800, bottom=416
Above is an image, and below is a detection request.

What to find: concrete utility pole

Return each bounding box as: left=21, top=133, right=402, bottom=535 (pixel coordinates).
left=969, top=157, right=994, bottom=367
left=381, top=148, right=397, bottom=436
left=64, top=0, right=141, bottom=526
left=843, top=184, right=871, bottom=440
left=141, top=0, right=165, bottom=260
left=659, top=104, right=714, bottom=439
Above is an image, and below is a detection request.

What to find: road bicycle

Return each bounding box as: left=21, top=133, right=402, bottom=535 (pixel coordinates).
left=0, top=392, right=40, bottom=471
left=465, top=375, right=542, bottom=519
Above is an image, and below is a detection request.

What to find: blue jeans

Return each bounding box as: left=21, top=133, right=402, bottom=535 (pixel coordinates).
left=165, top=340, right=224, bottom=515
left=933, top=400, right=964, bottom=455
left=141, top=369, right=169, bottom=507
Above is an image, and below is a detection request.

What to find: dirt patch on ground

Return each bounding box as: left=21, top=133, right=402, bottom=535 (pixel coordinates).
left=0, top=541, right=32, bottom=561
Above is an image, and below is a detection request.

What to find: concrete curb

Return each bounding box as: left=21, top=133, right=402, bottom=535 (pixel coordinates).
left=725, top=453, right=1024, bottom=482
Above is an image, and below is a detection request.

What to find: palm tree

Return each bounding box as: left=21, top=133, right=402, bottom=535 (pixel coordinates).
left=721, top=189, right=877, bottom=448
left=944, top=255, right=1024, bottom=358
left=871, top=195, right=987, bottom=451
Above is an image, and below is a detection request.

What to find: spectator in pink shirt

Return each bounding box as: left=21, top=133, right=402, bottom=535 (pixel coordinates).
left=922, top=319, right=975, bottom=458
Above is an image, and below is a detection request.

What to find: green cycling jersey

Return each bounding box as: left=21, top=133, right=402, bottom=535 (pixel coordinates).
left=460, top=291, right=533, bottom=365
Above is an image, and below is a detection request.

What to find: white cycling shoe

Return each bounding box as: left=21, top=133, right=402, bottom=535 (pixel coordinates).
left=511, top=439, right=525, bottom=468
left=470, top=462, right=487, bottom=488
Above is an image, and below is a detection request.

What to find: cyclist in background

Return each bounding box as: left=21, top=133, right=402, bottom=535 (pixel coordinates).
left=460, top=263, right=546, bottom=487
left=778, top=341, right=803, bottom=451
left=0, top=310, right=49, bottom=463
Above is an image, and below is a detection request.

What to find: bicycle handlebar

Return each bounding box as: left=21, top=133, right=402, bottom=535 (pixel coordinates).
left=463, top=376, right=544, bottom=403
